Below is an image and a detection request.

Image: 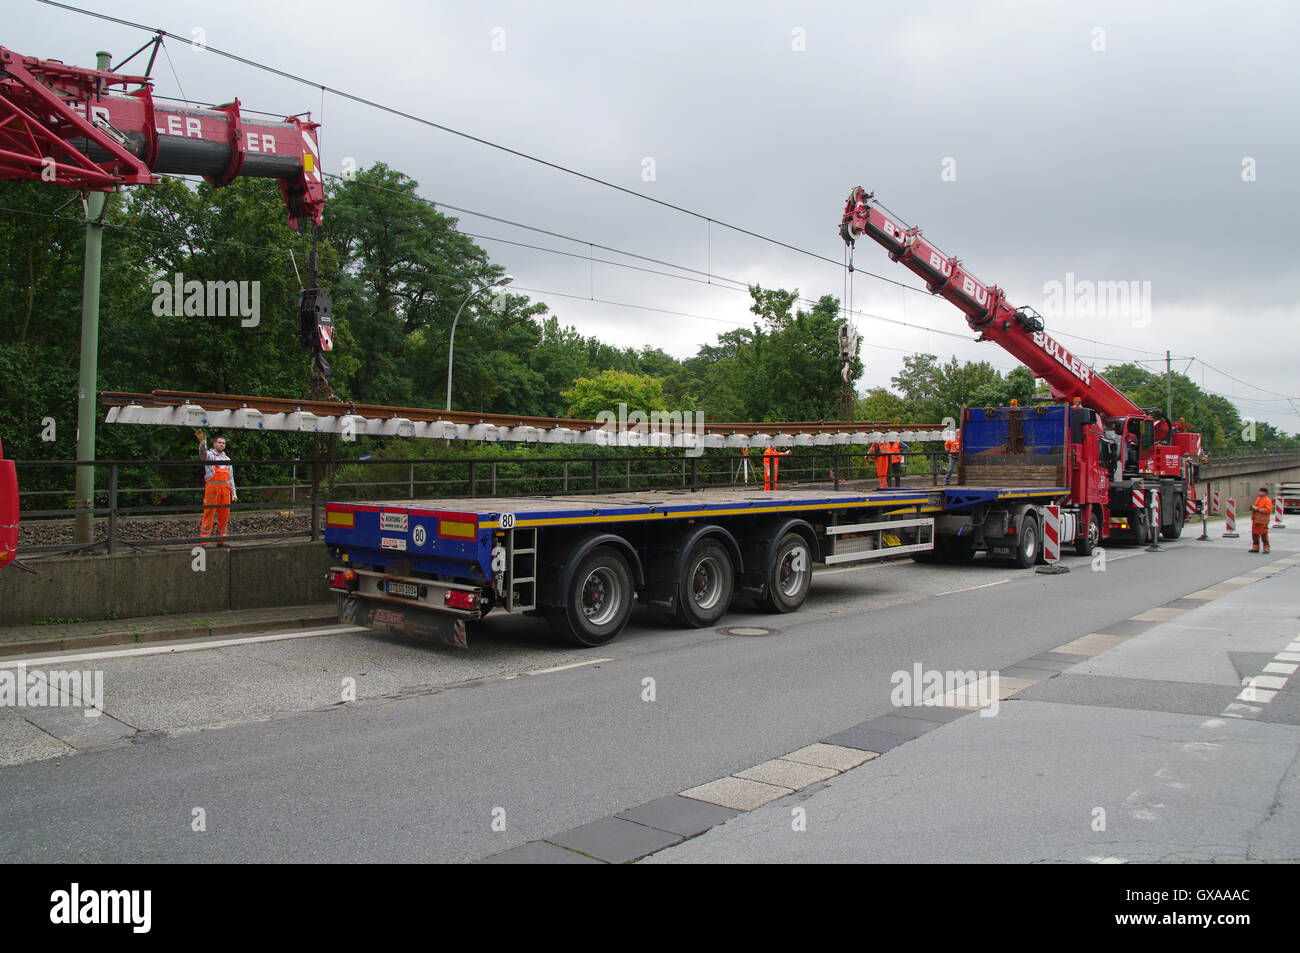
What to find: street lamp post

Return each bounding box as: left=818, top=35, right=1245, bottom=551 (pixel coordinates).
left=446, top=275, right=513, bottom=412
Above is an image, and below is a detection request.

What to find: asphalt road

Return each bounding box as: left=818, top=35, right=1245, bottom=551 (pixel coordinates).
left=1, top=529, right=1293, bottom=863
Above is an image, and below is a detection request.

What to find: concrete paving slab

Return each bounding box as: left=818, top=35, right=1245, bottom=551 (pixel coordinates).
left=864, top=714, right=946, bottom=738
left=998, top=665, right=1057, bottom=681
left=1185, top=586, right=1236, bottom=600
left=782, top=743, right=874, bottom=772
left=681, top=776, right=792, bottom=811
left=479, top=841, right=603, bottom=864
left=821, top=724, right=912, bottom=753
left=614, top=795, right=739, bottom=837
left=546, top=816, right=681, bottom=863
left=1090, top=620, right=1154, bottom=638
left=1131, top=607, right=1189, bottom=622
left=1031, top=652, right=1091, bottom=665
left=1055, top=634, right=1131, bottom=656
left=734, top=758, right=838, bottom=789
left=890, top=705, right=970, bottom=723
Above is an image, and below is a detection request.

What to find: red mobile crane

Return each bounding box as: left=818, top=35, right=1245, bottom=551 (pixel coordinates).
left=0, top=42, right=333, bottom=569
left=840, top=186, right=1202, bottom=549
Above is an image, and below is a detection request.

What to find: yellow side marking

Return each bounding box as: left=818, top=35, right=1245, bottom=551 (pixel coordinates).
left=478, top=497, right=931, bottom=529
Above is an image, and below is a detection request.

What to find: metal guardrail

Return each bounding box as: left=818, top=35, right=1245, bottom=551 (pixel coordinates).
left=14, top=449, right=956, bottom=557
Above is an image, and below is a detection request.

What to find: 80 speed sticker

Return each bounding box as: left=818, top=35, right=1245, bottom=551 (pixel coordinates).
left=412, top=525, right=427, bottom=547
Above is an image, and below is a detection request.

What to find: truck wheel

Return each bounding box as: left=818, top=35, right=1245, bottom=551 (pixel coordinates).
left=1076, top=509, right=1101, bottom=557
left=671, top=541, right=734, bottom=628
left=755, top=531, right=813, bottom=613
left=1162, top=497, right=1185, bottom=540
left=545, top=547, right=633, bottom=647
left=1013, top=515, right=1039, bottom=570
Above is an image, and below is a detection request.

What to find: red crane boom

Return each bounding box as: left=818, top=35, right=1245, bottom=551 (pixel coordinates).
left=839, top=187, right=1141, bottom=419
left=0, top=44, right=323, bottom=227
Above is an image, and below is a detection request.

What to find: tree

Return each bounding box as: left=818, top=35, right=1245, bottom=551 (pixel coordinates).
left=857, top=388, right=907, bottom=423
left=563, top=370, right=669, bottom=418
left=686, top=287, right=861, bottom=421
left=323, top=163, right=497, bottom=404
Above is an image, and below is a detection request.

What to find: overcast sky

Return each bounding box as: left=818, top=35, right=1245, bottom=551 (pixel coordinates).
left=11, top=0, right=1299, bottom=430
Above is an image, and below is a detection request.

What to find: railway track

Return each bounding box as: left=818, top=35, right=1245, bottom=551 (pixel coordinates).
left=101, top=390, right=950, bottom=444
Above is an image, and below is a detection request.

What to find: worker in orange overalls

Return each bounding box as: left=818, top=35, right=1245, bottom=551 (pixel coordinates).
left=886, top=440, right=904, bottom=488
left=196, top=429, right=238, bottom=545
left=762, top=446, right=790, bottom=491
left=868, top=443, right=889, bottom=488
left=1249, top=486, right=1273, bottom=554
left=944, top=432, right=961, bottom=486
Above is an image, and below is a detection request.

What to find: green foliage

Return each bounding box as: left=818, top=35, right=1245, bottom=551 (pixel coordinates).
left=563, top=370, right=669, bottom=418
left=680, top=287, right=860, bottom=421
left=857, top=388, right=907, bottom=423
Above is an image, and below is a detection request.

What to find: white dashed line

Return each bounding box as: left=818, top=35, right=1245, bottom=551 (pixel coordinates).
left=0, top=625, right=364, bottom=669
left=936, top=579, right=1011, bottom=596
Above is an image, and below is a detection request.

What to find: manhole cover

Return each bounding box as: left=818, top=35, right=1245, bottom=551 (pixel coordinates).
left=720, top=626, right=775, bottom=637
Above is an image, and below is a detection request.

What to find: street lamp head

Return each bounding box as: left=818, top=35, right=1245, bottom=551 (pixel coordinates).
left=495, top=274, right=514, bottom=289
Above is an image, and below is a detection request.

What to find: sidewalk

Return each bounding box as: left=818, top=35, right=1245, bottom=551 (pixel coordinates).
left=640, top=550, right=1300, bottom=863
left=0, top=604, right=337, bottom=658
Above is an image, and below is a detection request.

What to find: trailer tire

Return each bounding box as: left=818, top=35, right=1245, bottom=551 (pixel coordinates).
left=1076, top=509, right=1101, bottom=557
left=1014, top=514, right=1039, bottom=570
left=544, top=547, right=633, bottom=647
left=754, top=531, right=813, bottom=613
left=671, top=541, right=734, bottom=628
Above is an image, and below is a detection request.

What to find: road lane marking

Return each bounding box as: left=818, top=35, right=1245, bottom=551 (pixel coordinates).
left=935, top=579, right=1010, bottom=596
left=520, top=658, right=612, bottom=677
left=0, top=625, right=364, bottom=669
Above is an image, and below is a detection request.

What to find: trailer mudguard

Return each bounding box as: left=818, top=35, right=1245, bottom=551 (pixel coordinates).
left=738, top=518, right=819, bottom=598
left=536, top=532, right=645, bottom=609
left=642, top=523, right=744, bottom=609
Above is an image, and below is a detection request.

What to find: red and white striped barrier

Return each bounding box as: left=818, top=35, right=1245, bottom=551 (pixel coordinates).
left=1132, top=488, right=1145, bottom=509
left=1152, top=490, right=1162, bottom=542
left=1275, top=496, right=1287, bottom=528
left=1212, top=486, right=1221, bottom=515
left=1223, top=498, right=1239, bottom=538
left=1186, top=495, right=1197, bottom=520
left=1044, top=504, right=1061, bottom=562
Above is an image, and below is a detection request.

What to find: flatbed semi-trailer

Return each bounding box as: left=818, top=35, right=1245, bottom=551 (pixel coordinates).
left=324, top=486, right=940, bottom=647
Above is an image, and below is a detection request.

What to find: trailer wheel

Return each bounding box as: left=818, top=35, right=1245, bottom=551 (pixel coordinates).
left=545, top=547, right=633, bottom=647
left=1013, top=514, right=1039, bottom=569
left=1162, top=496, right=1185, bottom=540
left=1076, top=509, right=1101, bottom=557
left=671, top=541, right=734, bottom=628
left=755, top=531, right=813, bottom=613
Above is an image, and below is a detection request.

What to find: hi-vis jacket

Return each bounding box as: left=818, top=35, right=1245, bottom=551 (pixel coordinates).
left=202, top=449, right=237, bottom=493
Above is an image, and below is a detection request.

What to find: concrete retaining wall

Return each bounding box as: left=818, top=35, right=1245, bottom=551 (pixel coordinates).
left=0, top=541, right=333, bottom=627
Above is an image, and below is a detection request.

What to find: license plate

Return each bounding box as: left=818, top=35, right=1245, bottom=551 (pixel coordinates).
left=385, top=581, right=419, bottom=598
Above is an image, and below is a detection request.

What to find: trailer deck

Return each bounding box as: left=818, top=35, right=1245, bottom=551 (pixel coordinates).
left=348, top=486, right=941, bottom=529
